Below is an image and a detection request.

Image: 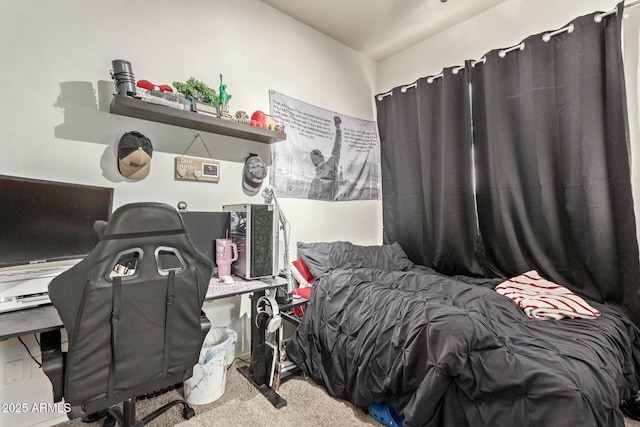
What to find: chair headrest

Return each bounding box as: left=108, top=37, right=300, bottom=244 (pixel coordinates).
left=102, top=202, right=185, bottom=238
left=93, top=220, right=108, bottom=238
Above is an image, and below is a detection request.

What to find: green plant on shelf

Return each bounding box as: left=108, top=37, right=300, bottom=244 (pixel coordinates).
left=173, top=78, right=219, bottom=106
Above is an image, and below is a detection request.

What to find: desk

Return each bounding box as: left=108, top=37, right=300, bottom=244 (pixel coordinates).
left=0, top=304, right=62, bottom=341
left=204, top=276, right=292, bottom=408
left=205, top=276, right=283, bottom=301
left=236, top=294, right=308, bottom=409
left=0, top=304, right=66, bottom=406
left=0, top=277, right=289, bottom=408
left=0, top=277, right=285, bottom=341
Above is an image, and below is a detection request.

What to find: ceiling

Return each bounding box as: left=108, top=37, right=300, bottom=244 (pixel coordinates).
left=259, top=0, right=508, bottom=61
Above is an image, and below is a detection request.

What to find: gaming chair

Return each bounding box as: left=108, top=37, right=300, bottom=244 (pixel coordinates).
left=42, top=202, right=213, bottom=426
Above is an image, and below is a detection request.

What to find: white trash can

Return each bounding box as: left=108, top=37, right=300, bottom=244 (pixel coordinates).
left=184, top=326, right=237, bottom=405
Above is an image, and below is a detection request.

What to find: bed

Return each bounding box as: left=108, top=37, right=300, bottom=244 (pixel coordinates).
left=286, top=241, right=640, bottom=427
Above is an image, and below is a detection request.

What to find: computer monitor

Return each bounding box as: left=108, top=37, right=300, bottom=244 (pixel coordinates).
left=0, top=175, right=114, bottom=268
left=180, top=211, right=231, bottom=265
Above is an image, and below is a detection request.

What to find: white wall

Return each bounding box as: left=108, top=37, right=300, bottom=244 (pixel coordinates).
left=377, top=0, right=623, bottom=92
left=0, top=1, right=379, bottom=425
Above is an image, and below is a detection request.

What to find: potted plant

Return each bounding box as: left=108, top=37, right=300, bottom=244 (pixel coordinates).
left=173, top=78, right=219, bottom=116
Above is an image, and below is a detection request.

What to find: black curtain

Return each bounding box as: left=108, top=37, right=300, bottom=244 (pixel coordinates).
left=376, top=68, right=484, bottom=276
left=471, top=5, right=640, bottom=323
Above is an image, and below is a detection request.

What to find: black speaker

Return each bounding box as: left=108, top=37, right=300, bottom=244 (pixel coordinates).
left=180, top=211, right=231, bottom=265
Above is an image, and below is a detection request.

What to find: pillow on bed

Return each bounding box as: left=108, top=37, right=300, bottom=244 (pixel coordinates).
left=296, top=241, right=414, bottom=277
left=290, top=259, right=315, bottom=288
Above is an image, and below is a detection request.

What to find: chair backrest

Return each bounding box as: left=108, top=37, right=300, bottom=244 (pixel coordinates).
left=48, top=202, right=213, bottom=413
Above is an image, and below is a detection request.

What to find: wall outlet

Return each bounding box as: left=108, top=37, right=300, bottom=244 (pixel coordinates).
left=4, top=359, right=24, bottom=385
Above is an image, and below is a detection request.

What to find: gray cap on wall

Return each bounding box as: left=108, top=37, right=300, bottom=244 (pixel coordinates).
left=243, top=155, right=267, bottom=194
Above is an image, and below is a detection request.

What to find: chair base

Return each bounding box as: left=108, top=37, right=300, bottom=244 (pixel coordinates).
left=102, top=397, right=196, bottom=427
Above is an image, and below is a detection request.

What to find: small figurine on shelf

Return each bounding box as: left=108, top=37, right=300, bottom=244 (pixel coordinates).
left=235, top=111, right=250, bottom=124
left=218, top=73, right=232, bottom=119
left=250, top=110, right=267, bottom=128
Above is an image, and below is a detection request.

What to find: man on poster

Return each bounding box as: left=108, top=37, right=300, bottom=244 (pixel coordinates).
left=269, top=90, right=381, bottom=201
left=308, top=115, right=342, bottom=200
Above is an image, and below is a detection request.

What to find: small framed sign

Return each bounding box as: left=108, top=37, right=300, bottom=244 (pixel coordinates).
left=175, top=155, right=220, bottom=183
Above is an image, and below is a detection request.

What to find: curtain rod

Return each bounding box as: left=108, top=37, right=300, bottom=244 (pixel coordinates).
left=378, top=1, right=640, bottom=100
left=598, top=0, right=640, bottom=21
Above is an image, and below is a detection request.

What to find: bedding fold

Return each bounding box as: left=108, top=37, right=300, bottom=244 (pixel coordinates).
left=495, top=270, right=601, bottom=320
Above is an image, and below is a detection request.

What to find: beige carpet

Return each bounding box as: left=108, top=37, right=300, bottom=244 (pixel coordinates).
left=53, top=359, right=377, bottom=427
left=53, top=359, right=640, bottom=427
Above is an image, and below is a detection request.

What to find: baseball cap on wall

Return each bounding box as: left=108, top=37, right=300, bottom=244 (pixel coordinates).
left=243, top=155, right=267, bottom=194
left=117, top=131, right=153, bottom=180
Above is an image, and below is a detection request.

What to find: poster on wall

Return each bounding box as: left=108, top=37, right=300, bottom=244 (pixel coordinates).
left=269, top=91, right=381, bottom=201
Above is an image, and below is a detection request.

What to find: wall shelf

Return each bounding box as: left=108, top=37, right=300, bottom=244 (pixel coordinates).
left=109, top=95, right=286, bottom=144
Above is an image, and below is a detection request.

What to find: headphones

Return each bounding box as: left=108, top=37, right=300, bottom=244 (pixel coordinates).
left=255, top=295, right=282, bottom=333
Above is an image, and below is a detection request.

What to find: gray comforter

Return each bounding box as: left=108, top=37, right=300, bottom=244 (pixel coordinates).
left=287, top=266, right=640, bottom=427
